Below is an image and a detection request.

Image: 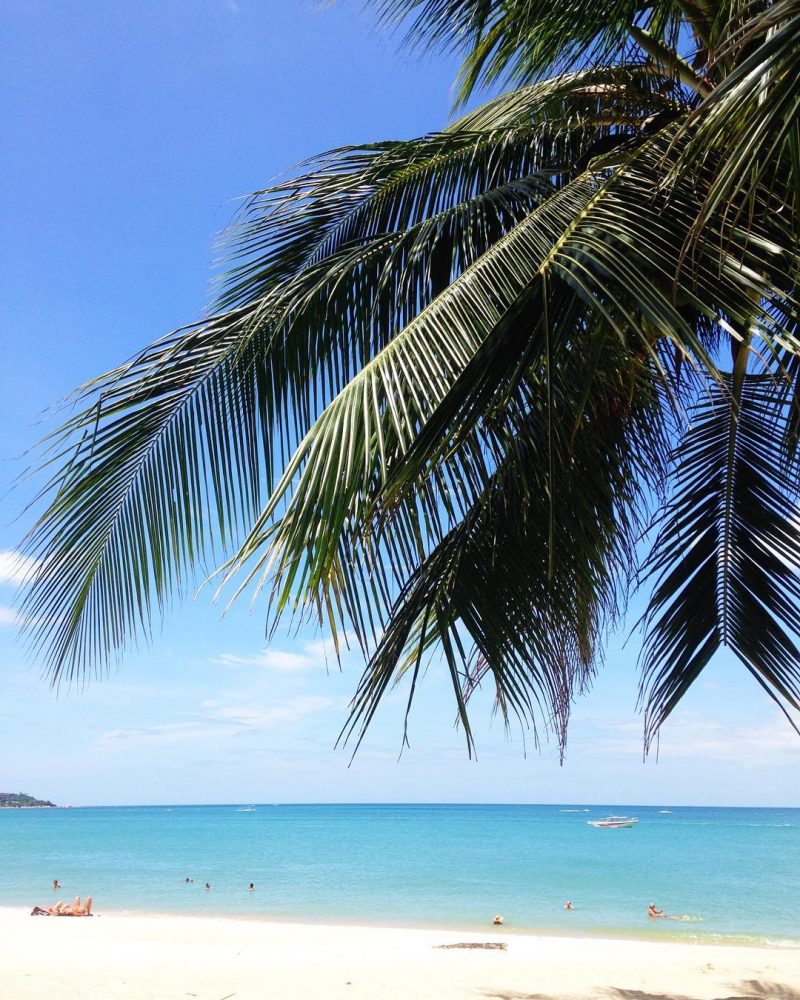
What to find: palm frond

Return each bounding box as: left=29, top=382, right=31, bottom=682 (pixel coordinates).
left=19, top=308, right=273, bottom=682
left=373, top=0, right=684, bottom=102
left=342, top=320, right=666, bottom=756
left=641, top=369, right=800, bottom=747
left=223, top=119, right=800, bottom=747
left=673, top=0, right=800, bottom=236
left=23, top=70, right=659, bottom=682
left=21, top=65, right=702, bottom=684
left=18, top=3, right=800, bottom=756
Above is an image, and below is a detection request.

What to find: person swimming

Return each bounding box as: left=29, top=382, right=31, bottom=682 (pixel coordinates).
left=248, top=883, right=254, bottom=892
left=205, top=882, right=212, bottom=891
left=52, top=879, right=61, bottom=890
left=649, top=902, right=697, bottom=921
left=564, top=900, right=574, bottom=910
left=492, top=915, right=504, bottom=925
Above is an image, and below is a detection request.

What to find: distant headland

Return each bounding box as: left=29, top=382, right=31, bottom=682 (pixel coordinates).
left=0, top=792, right=56, bottom=808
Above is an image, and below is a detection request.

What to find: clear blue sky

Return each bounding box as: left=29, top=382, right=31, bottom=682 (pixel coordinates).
left=1, top=1, right=797, bottom=807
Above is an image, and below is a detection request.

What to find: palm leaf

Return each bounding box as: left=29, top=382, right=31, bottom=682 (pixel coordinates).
left=18, top=6, right=800, bottom=756
left=342, top=318, right=666, bottom=756
left=23, top=69, right=663, bottom=682
left=672, top=0, right=800, bottom=237
left=373, top=0, right=684, bottom=103
left=641, top=369, right=800, bottom=747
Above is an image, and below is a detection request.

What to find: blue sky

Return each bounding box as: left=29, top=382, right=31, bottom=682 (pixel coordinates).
left=2, top=1, right=798, bottom=807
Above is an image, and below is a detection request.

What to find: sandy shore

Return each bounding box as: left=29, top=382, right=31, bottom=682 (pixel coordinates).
left=2, top=906, right=798, bottom=999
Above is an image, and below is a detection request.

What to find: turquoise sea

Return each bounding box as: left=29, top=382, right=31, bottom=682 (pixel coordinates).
left=1, top=804, right=797, bottom=944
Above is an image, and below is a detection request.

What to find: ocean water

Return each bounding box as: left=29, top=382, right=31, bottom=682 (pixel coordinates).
left=1, top=804, right=797, bottom=944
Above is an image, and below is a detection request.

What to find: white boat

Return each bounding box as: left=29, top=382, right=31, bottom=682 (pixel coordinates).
left=587, top=815, right=638, bottom=829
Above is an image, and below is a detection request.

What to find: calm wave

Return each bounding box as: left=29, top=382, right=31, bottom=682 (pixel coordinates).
left=2, top=804, right=797, bottom=943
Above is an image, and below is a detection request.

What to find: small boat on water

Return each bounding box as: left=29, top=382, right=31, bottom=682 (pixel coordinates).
left=587, top=815, right=638, bottom=829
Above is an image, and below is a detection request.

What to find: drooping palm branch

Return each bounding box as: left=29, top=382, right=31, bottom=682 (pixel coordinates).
left=19, top=0, right=800, bottom=752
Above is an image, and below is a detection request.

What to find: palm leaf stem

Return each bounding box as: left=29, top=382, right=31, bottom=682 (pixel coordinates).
left=629, top=25, right=713, bottom=97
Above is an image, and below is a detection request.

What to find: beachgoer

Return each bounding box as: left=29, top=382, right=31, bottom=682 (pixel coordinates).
left=205, top=882, right=211, bottom=891
left=72, top=896, right=92, bottom=916
left=52, top=879, right=61, bottom=890
left=248, top=883, right=254, bottom=892
left=34, top=896, right=93, bottom=917
left=648, top=903, right=664, bottom=918
left=492, top=915, right=504, bottom=925
left=564, top=901, right=574, bottom=910
left=55, top=896, right=92, bottom=916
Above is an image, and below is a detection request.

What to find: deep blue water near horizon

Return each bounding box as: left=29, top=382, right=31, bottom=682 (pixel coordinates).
left=1, top=803, right=797, bottom=944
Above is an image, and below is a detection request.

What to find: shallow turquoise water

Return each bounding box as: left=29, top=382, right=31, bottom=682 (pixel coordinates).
left=1, top=804, right=797, bottom=943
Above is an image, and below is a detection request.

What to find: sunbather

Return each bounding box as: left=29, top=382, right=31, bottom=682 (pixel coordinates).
left=31, top=896, right=93, bottom=916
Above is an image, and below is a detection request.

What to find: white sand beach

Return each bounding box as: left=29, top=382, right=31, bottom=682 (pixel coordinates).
left=2, top=907, right=798, bottom=999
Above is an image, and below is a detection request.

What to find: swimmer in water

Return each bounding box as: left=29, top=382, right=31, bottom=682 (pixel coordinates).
left=248, top=883, right=254, bottom=892
left=205, top=882, right=212, bottom=891
left=564, top=901, right=574, bottom=910
left=649, top=903, right=697, bottom=921
left=52, top=880, right=61, bottom=890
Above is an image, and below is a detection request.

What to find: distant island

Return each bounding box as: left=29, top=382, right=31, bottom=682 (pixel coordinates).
left=0, top=792, right=56, bottom=808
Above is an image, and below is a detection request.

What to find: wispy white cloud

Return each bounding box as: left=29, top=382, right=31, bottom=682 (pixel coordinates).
left=99, top=694, right=343, bottom=746
left=0, top=550, right=38, bottom=587
left=0, top=606, right=19, bottom=628
left=216, top=695, right=339, bottom=729
left=659, top=716, right=800, bottom=766
left=215, top=649, right=315, bottom=672
left=102, top=721, right=226, bottom=745
left=571, top=712, right=800, bottom=767
left=214, top=636, right=350, bottom=672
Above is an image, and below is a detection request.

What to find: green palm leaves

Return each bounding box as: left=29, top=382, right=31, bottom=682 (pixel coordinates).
left=376, top=0, right=682, bottom=102
left=642, top=372, right=800, bottom=748
left=20, top=1, right=800, bottom=752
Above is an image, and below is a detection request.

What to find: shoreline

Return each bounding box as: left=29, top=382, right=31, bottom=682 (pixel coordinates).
left=18, top=903, right=796, bottom=951
left=6, top=894, right=798, bottom=951
left=2, top=907, right=798, bottom=999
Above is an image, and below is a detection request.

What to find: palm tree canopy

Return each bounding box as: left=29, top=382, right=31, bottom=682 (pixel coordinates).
left=20, top=0, right=800, bottom=754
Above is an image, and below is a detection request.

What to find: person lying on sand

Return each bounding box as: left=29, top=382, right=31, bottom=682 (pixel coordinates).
left=31, top=896, right=93, bottom=917
left=51, top=896, right=92, bottom=915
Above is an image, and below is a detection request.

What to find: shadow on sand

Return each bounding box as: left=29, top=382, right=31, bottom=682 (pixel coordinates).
left=481, top=981, right=800, bottom=1000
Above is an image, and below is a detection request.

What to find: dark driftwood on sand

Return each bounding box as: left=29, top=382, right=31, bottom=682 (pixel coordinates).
left=435, top=942, right=507, bottom=950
